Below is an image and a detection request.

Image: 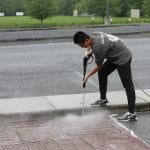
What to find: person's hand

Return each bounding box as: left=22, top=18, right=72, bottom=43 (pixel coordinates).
left=83, top=75, right=88, bottom=83
left=82, top=75, right=89, bottom=87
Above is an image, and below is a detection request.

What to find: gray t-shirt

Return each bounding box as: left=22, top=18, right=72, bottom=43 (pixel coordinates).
left=91, top=32, right=132, bottom=65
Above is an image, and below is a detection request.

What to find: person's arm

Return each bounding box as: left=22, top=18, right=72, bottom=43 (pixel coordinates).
left=83, top=64, right=101, bottom=83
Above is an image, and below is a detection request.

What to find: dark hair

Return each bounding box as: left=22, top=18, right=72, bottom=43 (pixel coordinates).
left=73, top=31, right=90, bottom=44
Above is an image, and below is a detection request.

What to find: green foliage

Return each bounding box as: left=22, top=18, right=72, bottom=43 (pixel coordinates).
left=130, top=0, right=143, bottom=9
left=75, top=0, right=121, bottom=17
left=142, top=0, right=150, bottom=17
left=0, top=16, right=102, bottom=28
left=0, top=0, right=25, bottom=16
left=109, top=0, right=121, bottom=16
left=0, top=16, right=150, bottom=29
left=58, top=0, right=79, bottom=15
left=86, top=0, right=105, bottom=17
left=26, top=0, right=57, bottom=23
left=75, top=0, right=87, bottom=15
left=118, top=0, right=131, bottom=17
left=0, top=0, right=150, bottom=18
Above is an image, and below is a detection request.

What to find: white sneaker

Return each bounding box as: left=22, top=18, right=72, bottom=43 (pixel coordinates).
left=118, top=112, right=138, bottom=122
left=90, top=98, right=109, bottom=106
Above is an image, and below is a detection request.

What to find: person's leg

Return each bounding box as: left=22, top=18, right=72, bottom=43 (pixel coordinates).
left=98, top=60, right=116, bottom=100
left=91, top=60, right=116, bottom=105
left=117, top=59, right=136, bottom=114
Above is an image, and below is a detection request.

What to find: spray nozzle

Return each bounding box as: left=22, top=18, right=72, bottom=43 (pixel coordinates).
left=83, top=52, right=94, bottom=88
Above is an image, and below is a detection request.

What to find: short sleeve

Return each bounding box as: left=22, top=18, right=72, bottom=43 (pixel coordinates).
left=91, top=32, right=109, bottom=65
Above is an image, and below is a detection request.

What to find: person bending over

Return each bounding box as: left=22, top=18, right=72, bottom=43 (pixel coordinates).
left=73, top=31, right=137, bottom=121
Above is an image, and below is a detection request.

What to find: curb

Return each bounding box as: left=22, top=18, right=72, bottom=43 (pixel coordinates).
left=0, top=30, right=150, bottom=43
left=0, top=24, right=141, bottom=32
left=0, top=107, right=98, bottom=123
left=0, top=23, right=150, bottom=43
left=0, top=36, right=71, bottom=43
left=0, top=103, right=149, bottom=122
left=107, top=102, right=150, bottom=113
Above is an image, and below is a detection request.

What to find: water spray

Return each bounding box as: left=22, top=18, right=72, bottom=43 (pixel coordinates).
left=82, top=52, right=94, bottom=116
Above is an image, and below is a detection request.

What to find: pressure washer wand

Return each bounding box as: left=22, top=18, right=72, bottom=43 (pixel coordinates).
left=82, top=54, right=93, bottom=116
left=82, top=56, right=88, bottom=116
left=83, top=53, right=93, bottom=87
left=83, top=56, right=88, bottom=87
left=82, top=86, right=85, bottom=116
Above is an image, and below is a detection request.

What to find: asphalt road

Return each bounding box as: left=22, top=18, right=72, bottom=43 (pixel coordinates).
left=0, top=36, right=149, bottom=98
left=0, top=24, right=150, bottom=42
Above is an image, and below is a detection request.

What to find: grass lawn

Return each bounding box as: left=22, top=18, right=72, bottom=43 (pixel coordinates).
left=0, top=16, right=102, bottom=28
left=0, top=16, right=150, bottom=29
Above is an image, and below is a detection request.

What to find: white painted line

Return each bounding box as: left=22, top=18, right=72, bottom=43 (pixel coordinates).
left=110, top=114, right=150, bottom=148
left=71, top=68, right=99, bottom=88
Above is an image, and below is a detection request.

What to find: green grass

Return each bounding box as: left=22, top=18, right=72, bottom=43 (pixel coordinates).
left=111, top=17, right=150, bottom=24
left=0, top=16, right=150, bottom=29
left=0, top=16, right=102, bottom=28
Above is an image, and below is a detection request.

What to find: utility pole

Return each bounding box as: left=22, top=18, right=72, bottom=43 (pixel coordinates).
left=105, top=0, right=110, bottom=26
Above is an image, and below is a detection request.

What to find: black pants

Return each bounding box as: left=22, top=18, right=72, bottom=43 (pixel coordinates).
left=98, top=59, right=136, bottom=113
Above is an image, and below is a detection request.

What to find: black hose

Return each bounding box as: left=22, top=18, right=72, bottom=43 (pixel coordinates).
left=133, top=79, right=150, bottom=98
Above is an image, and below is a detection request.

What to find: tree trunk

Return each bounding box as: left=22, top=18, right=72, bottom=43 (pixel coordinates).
left=103, top=16, right=105, bottom=24
left=41, top=19, right=43, bottom=25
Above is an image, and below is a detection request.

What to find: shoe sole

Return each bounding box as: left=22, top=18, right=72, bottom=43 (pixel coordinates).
left=90, top=102, right=109, bottom=106
left=99, top=101, right=109, bottom=106
left=99, top=101, right=109, bottom=104
left=90, top=101, right=109, bottom=106
left=100, top=103, right=107, bottom=107
left=90, top=104, right=101, bottom=107
left=118, top=117, right=138, bottom=122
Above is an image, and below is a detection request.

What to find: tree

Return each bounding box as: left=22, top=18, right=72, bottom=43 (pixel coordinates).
left=26, top=0, right=57, bottom=24
left=75, top=0, right=87, bottom=15
left=118, top=0, right=131, bottom=17
left=86, top=0, right=105, bottom=17
left=109, top=0, right=121, bottom=17
left=85, top=0, right=106, bottom=24
left=87, top=0, right=120, bottom=22
left=0, top=0, right=25, bottom=16
left=130, top=0, right=143, bottom=9
left=142, top=0, right=150, bottom=17
left=58, top=0, right=78, bottom=15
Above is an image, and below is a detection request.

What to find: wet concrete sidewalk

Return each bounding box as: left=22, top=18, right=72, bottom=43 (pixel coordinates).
left=0, top=111, right=149, bottom=150
left=0, top=89, right=150, bottom=149
left=0, top=89, right=150, bottom=118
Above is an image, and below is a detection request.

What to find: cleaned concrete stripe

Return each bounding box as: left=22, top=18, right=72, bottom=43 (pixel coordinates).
left=47, top=90, right=149, bottom=110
